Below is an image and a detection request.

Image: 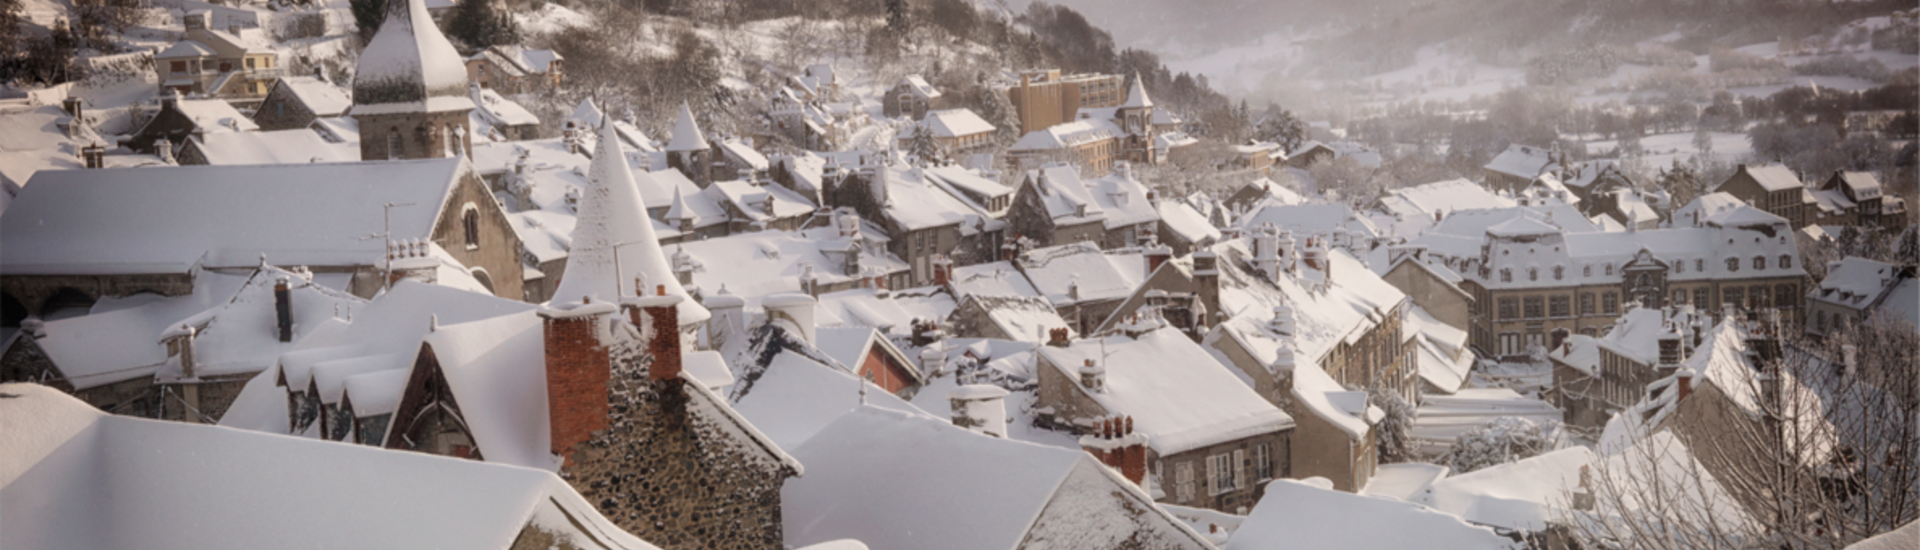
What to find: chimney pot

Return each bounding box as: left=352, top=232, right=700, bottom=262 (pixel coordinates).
left=274, top=277, right=293, bottom=342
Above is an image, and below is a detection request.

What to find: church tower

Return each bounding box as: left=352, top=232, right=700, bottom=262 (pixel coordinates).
left=1116, top=73, right=1156, bottom=165
left=351, top=0, right=475, bottom=161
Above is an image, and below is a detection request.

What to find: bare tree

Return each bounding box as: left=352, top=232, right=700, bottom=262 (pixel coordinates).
left=1563, top=313, right=1919, bottom=549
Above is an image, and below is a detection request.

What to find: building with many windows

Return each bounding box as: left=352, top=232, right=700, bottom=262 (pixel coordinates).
left=1411, top=204, right=1805, bottom=360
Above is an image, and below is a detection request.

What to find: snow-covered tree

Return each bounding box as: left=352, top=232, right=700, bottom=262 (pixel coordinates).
left=1444, top=416, right=1562, bottom=474
left=448, top=0, right=521, bottom=53
left=1371, top=390, right=1416, bottom=464
left=906, top=120, right=941, bottom=165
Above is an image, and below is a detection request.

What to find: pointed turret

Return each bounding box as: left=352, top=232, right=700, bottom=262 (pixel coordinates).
left=664, top=101, right=712, bottom=187
left=666, top=101, right=708, bottom=152
left=1121, top=73, right=1153, bottom=109
left=351, top=0, right=474, bottom=160
left=352, top=0, right=472, bottom=115
left=552, top=117, right=710, bottom=326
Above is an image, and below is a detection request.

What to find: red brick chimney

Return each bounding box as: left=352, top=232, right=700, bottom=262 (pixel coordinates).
left=1079, top=415, right=1148, bottom=486
left=1046, top=327, right=1071, bottom=347
left=623, top=284, right=685, bottom=382
left=1145, top=245, right=1172, bottom=277
left=1676, top=370, right=1694, bottom=402
left=541, top=297, right=617, bottom=462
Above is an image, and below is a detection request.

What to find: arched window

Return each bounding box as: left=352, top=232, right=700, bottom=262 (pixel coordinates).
left=1727, top=258, right=1740, bottom=272
left=1637, top=273, right=1650, bottom=287
left=444, top=125, right=457, bottom=158
left=1604, top=264, right=1614, bottom=276
left=1528, top=268, right=1538, bottom=282
left=1500, top=269, right=1512, bottom=283
left=1553, top=266, right=1564, bottom=280
left=1779, top=255, right=1792, bottom=269
left=1695, top=259, right=1704, bottom=272
left=462, top=206, right=479, bottom=249
left=1676, top=260, right=1686, bottom=274
left=1753, top=256, right=1765, bottom=270
left=1583, top=265, right=1592, bottom=277
left=386, top=129, right=403, bottom=160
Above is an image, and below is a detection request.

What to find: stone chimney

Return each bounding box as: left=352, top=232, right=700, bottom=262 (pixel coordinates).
left=1079, top=416, right=1148, bottom=486
left=920, top=345, right=947, bottom=377
left=1044, top=327, right=1070, bottom=347
left=763, top=293, right=818, bottom=346
left=1657, top=322, right=1683, bottom=368
left=1302, top=236, right=1329, bottom=273
left=1192, top=250, right=1220, bottom=326
left=1268, top=304, right=1295, bottom=336
left=671, top=246, right=695, bottom=286
left=1078, top=358, right=1106, bottom=393
left=82, top=143, right=105, bottom=169
left=274, top=277, right=293, bottom=342
left=701, top=289, right=746, bottom=349
left=949, top=384, right=1010, bottom=438
left=541, top=297, right=618, bottom=463
left=1002, top=240, right=1020, bottom=263
left=61, top=97, right=83, bottom=121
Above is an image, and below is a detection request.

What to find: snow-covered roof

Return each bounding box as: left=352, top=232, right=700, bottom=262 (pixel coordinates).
left=1038, top=327, right=1293, bottom=455
left=1360, top=462, right=1451, bottom=502
left=917, top=108, right=993, bottom=138
left=0, top=382, right=662, bottom=550
left=186, top=129, right=354, bottom=165
left=156, top=39, right=216, bottom=58
left=275, top=76, right=352, bottom=117
left=1379, top=178, right=1516, bottom=221
left=951, top=260, right=1042, bottom=299
left=310, top=116, right=359, bottom=144
left=1812, top=255, right=1904, bottom=307
left=1407, top=305, right=1472, bottom=393
left=469, top=85, right=539, bottom=128
left=1120, top=74, right=1153, bottom=109
left=1235, top=202, right=1379, bottom=239
left=731, top=350, right=931, bottom=451
left=552, top=119, right=709, bottom=326
left=880, top=164, right=980, bottom=231
left=351, top=0, right=473, bottom=115
left=1672, top=192, right=1746, bottom=227
left=714, top=137, right=769, bottom=171
left=894, top=74, right=941, bottom=99
left=784, top=407, right=1210, bottom=550
left=1009, top=119, right=1120, bottom=151
left=1419, top=445, right=1594, bottom=531
left=664, top=101, right=708, bottom=152
left=1227, top=478, right=1516, bottom=550
left=1206, top=247, right=1407, bottom=371
left=173, top=98, right=260, bottom=133
left=2, top=158, right=469, bottom=275
left=1410, top=388, right=1561, bottom=456
left=675, top=228, right=907, bottom=305
left=417, top=312, right=556, bottom=470
left=1018, top=243, right=1144, bottom=306
left=1484, top=144, right=1560, bottom=180
left=1728, top=163, right=1804, bottom=192
left=1287, top=351, right=1380, bottom=438
left=1024, top=163, right=1105, bottom=225
left=1158, top=200, right=1220, bottom=244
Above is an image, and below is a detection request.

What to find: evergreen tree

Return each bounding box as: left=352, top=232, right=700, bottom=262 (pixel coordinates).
left=352, top=0, right=387, bottom=45
left=885, top=0, right=911, bottom=41
left=907, top=119, right=940, bottom=165
left=448, top=0, right=520, bottom=53
left=1371, top=390, right=1416, bottom=464
left=977, top=84, right=1021, bottom=147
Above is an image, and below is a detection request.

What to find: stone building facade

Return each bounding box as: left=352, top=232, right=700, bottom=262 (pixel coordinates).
left=1004, top=70, right=1123, bottom=135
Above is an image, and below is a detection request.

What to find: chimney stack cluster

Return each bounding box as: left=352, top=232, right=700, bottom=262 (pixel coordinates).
left=1046, top=327, right=1071, bottom=348
left=1079, top=416, right=1147, bottom=486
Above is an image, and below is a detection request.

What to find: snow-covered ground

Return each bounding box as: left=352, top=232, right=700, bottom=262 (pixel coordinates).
left=1583, top=131, right=1755, bottom=167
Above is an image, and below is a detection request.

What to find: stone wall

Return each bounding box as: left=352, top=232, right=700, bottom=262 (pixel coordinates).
left=355, top=109, right=473, bottom=161
left=1159, top=430, right=1290, bottom=514
left=158, top=373, right=251, bottom=423
left=252, top=82, right=322, bottom=131
left=561, top=374, right=790, bottom=550
left=1, top=273, right=193, bottom=317
left=1288, top=399, right=1370, bottom=492
left=431, top=172, right=526, bottom=301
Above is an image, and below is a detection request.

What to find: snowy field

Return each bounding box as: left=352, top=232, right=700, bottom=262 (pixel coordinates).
left=1583, top=131, right=1756, bottom=167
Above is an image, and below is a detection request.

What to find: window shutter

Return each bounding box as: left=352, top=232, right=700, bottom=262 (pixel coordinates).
left=1204, top=456, right=1218, bottom=496
left=1234, top=449, right=1247, bottom=490
left=1176, top=462, right=1194, bottom=502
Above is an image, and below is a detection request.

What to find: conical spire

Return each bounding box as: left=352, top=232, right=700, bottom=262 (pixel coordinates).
left=1121, top=72, right=1153, bottom=109
left=552, top=117, right=710, bottom=326
left=665, top=101, right=708, bottom=152
left=352, top=0, right=473, bottom=114
left=664, top=185, right=690, bottom=222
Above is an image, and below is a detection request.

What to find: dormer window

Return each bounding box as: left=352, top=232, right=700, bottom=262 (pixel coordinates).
left=1752, top=256, right=1765, bottom=270
left=1583, top=265, right=1592, bottom=277
left=1528, top=268, right=1538, bottom=282
left=1500, top=268, right=1512, bottom=283
left=1553, top=266, right=1564, bottom=280
left=1726, top=258, right=1740, bottom=272
left=1779, top=255, right=1792, bottom=269
left=1604, top=264, right=1614, bottom=276
left=1695, top=259, right=1704, bottom=272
